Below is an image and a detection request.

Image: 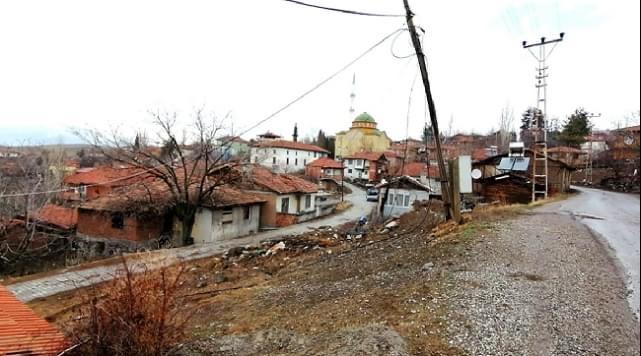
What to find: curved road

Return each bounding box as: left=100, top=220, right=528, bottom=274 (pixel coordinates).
left=7, top=183, right=375, bottom=302
left=539, top=186, right=640, bottom=318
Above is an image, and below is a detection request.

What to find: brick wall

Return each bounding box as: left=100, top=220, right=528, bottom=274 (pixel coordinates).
left=77, top=209, right=163, bottom=242
left=275, top=213, right=298, bottom=227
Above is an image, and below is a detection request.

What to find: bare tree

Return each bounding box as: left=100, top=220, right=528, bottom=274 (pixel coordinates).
left=497, top=105, right=515, bottom=151
left=76, top=111, right=240, bottom=246
left=0, top=144, right=68, bottom=274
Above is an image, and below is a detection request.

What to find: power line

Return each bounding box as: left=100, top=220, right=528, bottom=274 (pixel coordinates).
left=281, top=0, right=404, bottom=17
left=1, top=27, right=405, bottom=199
left=239, top=27, right=405, bottom=135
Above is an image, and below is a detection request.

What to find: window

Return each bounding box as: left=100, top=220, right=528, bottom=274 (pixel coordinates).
left=111, top=212, right=124, bottom=229
left=243, top=206, right=251, bottom=220
left=286, top=158, right=290, bottom=165
left=314, top=152, right=317, bottom=158
left=78, top=185, right=87, bottom=199
left=303, top=159, right=307, bottom=165
left=325, top=169, right=332, bottom=176
left=348, top=169, right=352, bottom=174
left=295, top=158, right=298, bottom=166
left=347, top=159, right=353, bottom=165
left=281, top=197, right=290, bottom=213
left=404, top=194, right=410, bottom=207
left=305, top=195, right=311, bottom=209
left=395, top=194, right=403, bottom=206
left=222, top=207, right=233, bottom=224
left=273, top=149, right=276, bottom=154
left=387, top=193, right=394, bottom=205
left=272, top=157, right=276, bottom=164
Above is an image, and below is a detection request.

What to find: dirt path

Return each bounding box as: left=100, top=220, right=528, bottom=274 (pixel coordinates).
left=7, top=183, right=374, bottom=302
left=446, top=211, right=640, bottom=355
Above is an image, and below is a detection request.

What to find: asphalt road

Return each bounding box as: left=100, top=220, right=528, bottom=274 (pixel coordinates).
left=8, top=183, right=375, bottom=302
left=540, top=186, right=640, bottom=319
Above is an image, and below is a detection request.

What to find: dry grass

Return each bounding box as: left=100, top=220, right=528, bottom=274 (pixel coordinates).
left=63, top=258, right=192, bottom=356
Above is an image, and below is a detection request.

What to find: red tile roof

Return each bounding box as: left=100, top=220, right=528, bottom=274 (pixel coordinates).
left=0, top=285, right=68, bottom=355
left=206, top=187, right=266, bottom=208
left=252, top=140, right=329, bottom=153
left=63, top=166, right=147, bottom=186
left=343, top=151, right=387, bottom=161
left=249, top=166, right=318, bottom=194
left=472, top=148, right=490, bottom=161
left=397, top=162, right=440, bottom=178
left=80, top=178, right=263, bottom=213
left=32, top=204, right=78, bottom=230
left=307, top=157, right=343, bottom=169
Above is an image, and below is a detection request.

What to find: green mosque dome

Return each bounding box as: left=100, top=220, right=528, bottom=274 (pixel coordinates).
left=353, top=112, right=376, bottom=123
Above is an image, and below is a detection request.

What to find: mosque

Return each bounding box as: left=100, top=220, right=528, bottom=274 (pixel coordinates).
left=334, top=112, right=392, bottom=159
left=333, top=73, right=392, bottom=159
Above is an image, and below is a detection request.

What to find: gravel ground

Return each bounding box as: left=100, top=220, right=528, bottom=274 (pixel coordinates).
left=446, top=212, right=640, bottom=356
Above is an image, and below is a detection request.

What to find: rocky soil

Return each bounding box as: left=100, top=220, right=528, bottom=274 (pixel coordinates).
left=446, top=212, right=640, bottom=355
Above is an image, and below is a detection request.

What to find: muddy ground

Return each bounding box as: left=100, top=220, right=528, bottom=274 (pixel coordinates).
left=29, top=202, right=639, bottom=355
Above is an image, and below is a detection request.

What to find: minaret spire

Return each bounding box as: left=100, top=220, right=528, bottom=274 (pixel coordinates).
left=292, top=123, right=298, bottom=142
left=349, top=73, right=356, bottom=118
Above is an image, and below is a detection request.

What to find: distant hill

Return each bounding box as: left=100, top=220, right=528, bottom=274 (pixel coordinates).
left=0, top=127, right=84, bottom=146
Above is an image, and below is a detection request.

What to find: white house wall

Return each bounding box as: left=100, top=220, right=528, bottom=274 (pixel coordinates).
left=378, top=187, right=431, bottom=218
left=251, top=147, right=327, bottom=173
left=343, top=159, right=369, bottom=180
left=191, top=205, right=261, bottom=244
left=276, top=193, right=317, bottom=215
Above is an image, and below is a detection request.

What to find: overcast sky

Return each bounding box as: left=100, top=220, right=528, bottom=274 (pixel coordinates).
left=0, top=0, right=639, bottom=145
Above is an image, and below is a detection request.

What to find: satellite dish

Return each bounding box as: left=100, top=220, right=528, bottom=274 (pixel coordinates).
left=471, top=169, right=482, bottom=180
left=624, top=136, right=634, bottom=146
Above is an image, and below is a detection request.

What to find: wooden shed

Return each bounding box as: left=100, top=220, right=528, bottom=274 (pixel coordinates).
left=473, top=149, right=575, bottom=198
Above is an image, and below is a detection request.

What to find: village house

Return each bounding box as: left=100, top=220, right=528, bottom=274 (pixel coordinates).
left=242, top=165, right=319, bottom=227
left=581, top=131, right=609, bottom=155
left=61, top=166, right=148, bottom=202
left=250, top=140, right=329, bottom=173
left=472, top=148, right=575, bottom=203
left=395, top=162, right=442, bottom=195
left=376, top=176, right=433, bottom=218
left=547, top=146, right=587, bottom=167
left=216, top=135, right=250, bottom=160
left=305, top=157, right=344, bottom=180
left=390, top=138, right=425, bottom=164
left=426, top=144, right=459, bottom=164
left=188, top=187, right=265, bottom=244
left=342, top=151, right=391, bottom=182
left=75, top=179, right=265, bottom=248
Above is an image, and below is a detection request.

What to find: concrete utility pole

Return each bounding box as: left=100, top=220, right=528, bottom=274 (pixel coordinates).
left=522, top=33, right=564, bottom=201
left=584, top=112, right=602, bottom=184
left=402, top=0, right=454, bottom=220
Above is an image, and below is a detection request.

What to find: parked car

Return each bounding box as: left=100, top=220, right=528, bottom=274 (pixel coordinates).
left=366, top=187, right=379, bottom=202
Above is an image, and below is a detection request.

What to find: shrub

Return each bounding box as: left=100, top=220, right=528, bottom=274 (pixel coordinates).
left=67, top=258, right=191, bottom=356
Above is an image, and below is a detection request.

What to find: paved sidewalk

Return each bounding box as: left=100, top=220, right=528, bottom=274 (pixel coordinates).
left=8, top=183, right=374, bottom=302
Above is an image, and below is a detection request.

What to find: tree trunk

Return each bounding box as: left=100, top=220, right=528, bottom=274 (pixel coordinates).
left=180, top=214, right=195, bottom=246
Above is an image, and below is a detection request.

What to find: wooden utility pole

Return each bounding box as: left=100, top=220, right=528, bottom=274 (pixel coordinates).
left=449, top=159, right=463, bottom=224
left=402, top=0, right=454, bottom=220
